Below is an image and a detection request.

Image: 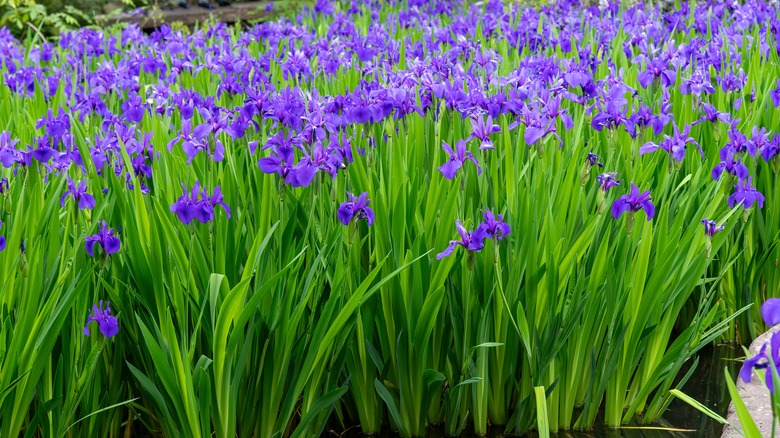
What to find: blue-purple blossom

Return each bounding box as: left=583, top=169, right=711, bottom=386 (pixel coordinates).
left=85, top=221, right=121, bottom=257
left=728, top=177, right=764, bottom=209
left=337, top=191, right=375, bottom=226
left=469, top=114, right=501, bottom=150
left=60, top=178, right=96, bottom=210
left=83, top=300, right=119, bottom=338
left=438, top=140, right=481, bottom=180
left=436, top=219, right=487, bottom=260
left=596, top=172, right=620, bottom=191
left=480, top=208, right=510, bottom=241
left=170, top=182, right=231, bottom=225
left=712, top=150, right=748, bottom=181
left=638, top=123, right=702, bottom=162
left=701, top=219, right=724, bottom=238
left=612, top=183, right=655, bottom=220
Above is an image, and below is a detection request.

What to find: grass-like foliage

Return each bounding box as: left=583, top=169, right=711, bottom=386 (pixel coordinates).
left=0, top=0, right=777, bottom=436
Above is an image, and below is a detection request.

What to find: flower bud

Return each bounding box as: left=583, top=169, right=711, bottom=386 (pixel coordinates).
left=580, top=161, right=590, bottom=186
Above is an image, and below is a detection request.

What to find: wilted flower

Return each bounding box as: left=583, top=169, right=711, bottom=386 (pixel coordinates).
left=60, top=178, right=96, bottom=210
left=438, top=140, right=481, bottom=180
left=728, top=177, right=764, bottom=209
left=337, top=191, right=374, bottom=226
left=586, top=149, right=603, bottom=168
left=85, top=221, right=121, bottom=257
left=83, top=300, right=119, bottom=338
left=612, top=183, right=655, bottom=221
left=436, top=219, right=487, bottom=260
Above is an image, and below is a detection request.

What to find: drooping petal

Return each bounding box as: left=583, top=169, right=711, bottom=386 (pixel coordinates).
left=641, top=200, right=655, bottom=220
left=362, top=207, right=375, bottom=226
left=437, top=159, right=462, bottom=180
left=611, top=198, right=631, bottom=220
left=99, top=315, right=119, bottom=338
left=740, top=343, right=767, bottom=383
left=103, top=235, right=121, bottom=255
left=435, top=241, right=459, bottom=260
left=85, top=237, right=98, bottom=257
left=78, top=193, right=96, bottom=210
left=337, top=202, right=354, bottom=225
left=711, top=163, right=725, bottom=181
left=764, top=299, right=780, bottom=327
left=638, top=142, right=660, bottom=156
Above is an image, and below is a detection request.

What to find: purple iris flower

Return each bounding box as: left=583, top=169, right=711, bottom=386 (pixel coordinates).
left=121, top=94, right=145, bottom=124
left=85, top=221, right=121, bottom=257
left=480, top=208, right=510, bottom=241
left=701, top=219, right=724, bottom=238
left=436, top=219, right=487, bottom=260
left=438, top=140, right=481, bottom=180
left=639, top=123, right=702, bottom=162
left=170, top=182, right=231, bottom=225
left=740, top=299, right=780, bottom=392
left=469, top=114, right=501, bottom=150
left=637, top=57, right=675, bottom=88
left=712, top=149, right=748, bottom=181
left=167, top=120, right=218, bottom=163
left=691, top=103, right=732, bottom=126
left=337, top=191, right=375, bottom=226
left=0, top=177, right=8, bottom=195
left=31, top=136, right=57, bottom=163
left=596, top=172, right=620, bottom=191
left=748, top=127, right=772, bottom=157
left=679, top=70, right=715, bottom=97
left=258, top=146, right=295, bottom=179
left=612, top=183, right=655, bottom=221
left=0, top=132, right=19, bottom=168
left=83, top=300, right=119, bottom=338
left=60, top=178, right=96, bottom=210
left=728, top=177, right=764, bottom=209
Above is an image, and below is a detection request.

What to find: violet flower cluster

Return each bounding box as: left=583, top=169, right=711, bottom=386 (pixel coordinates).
left=437, top=209, right=510, bottom=260
left=170, top=182, right=231, bottom=225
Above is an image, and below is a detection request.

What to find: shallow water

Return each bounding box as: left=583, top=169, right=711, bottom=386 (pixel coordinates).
left=328, top=343, right=740, bottom=438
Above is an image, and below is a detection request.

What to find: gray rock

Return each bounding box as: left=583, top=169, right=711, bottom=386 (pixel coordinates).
left=722, top=326, right=780, bottom=438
